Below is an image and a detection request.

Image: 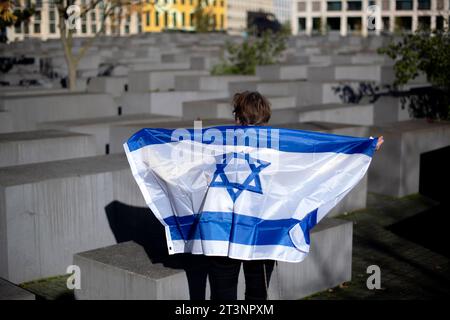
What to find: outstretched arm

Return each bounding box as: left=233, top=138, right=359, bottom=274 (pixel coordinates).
left=375, top=136, right=384, bottom=151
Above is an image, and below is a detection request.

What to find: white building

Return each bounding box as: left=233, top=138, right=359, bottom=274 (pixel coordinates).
left=273, top=0, right=294, bottom=23
left=227, top=0, right=274, bottom=34
left=291, top=0, right=450, bottom=36
left=7, top=0, right=140, bottom=42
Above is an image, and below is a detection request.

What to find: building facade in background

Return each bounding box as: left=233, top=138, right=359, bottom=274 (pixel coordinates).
left=291, top=0, right=450, bottom=36
left=7, top=0, right=227, bottom=42
left=227, top=0, right=274, bottom=34
left=141, top=0, right=226, bottom=33
left=273, top=0, right=294, bottom=23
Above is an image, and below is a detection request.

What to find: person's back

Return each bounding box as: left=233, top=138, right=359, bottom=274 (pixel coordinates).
left=208, top=91, right=275, bottom=301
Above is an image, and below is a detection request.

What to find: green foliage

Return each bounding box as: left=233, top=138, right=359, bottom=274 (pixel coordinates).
left=0, top=0, right=34, bottom=42
left=211, top=27, right=289, bottom=75
left=378, top=29, right=450, bottom=89
left=378, top=28, right=450, bottom=120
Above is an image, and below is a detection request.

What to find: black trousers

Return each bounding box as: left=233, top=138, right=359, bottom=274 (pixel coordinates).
left=208, top=256, right=275, bottom=300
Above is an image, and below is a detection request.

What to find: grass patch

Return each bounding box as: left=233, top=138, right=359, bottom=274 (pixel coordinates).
left=20, top=274, right=75, bottom=300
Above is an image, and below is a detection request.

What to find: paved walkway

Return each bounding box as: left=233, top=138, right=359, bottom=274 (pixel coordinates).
left=306, top=193, right=450, bottom=299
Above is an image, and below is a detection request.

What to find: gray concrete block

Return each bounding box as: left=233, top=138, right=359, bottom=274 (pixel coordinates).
left=120, top=91, right=229, bottom=117
left=308, top=64, right=395, bottom=83
left=131, top=62, right=190, bottom=72
left=190, top=56, right=220, bottom=70
left=73, top=218, right=352, bottom=300
left=0, top=278, right=35, bottom=300
left=0, top=111, right=12, bottom=134
left=175, top=75, right=259, bottom=92
left=367, top=119, right=450, bottom=197
left=87, top=76, right=128, bottom=98
left=128, top=70, right=208, bottom=92
left=0, top=154, right=146, bottom=283
left=109, top=118, right=235, bottom=154
left=228, top=80, right=305, bottom=98
left=256, top=64, right=309, bottom=81
left=297, top=103, right=376, bottom=125
left=182, top=96, right=295, bottom=120
left=0, top=130, right=98, bottom=167
left=0, top=92, right=118, bottom=132
left=274, top=218, right=353, bottom=299
left=39, top=114, right=177, bottom=155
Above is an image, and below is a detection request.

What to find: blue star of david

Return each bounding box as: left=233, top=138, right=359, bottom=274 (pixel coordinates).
left=210, top=152, right=271, bottom=202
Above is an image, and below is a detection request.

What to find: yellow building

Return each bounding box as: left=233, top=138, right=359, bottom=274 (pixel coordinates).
left=141, top=0, right=226, bottom=32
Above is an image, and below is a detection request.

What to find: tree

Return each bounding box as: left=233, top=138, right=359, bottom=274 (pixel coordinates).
left=54, top=0, right=144, bottom=91
left=211, top=24, right=290, bottom=75
left=378, top=27, right=450, bottom=120
left=0, top=0, right=34, bottom=43
left=192, top=0, right=215, bottom=33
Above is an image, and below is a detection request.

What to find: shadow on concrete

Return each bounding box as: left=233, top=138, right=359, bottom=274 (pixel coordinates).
left=105, top=201, right=210, bottom=300
left=387, top=202, right=450, bottom=259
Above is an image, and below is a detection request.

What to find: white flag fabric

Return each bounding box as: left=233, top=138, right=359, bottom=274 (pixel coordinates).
left=124, top=125, right=378, bottom=263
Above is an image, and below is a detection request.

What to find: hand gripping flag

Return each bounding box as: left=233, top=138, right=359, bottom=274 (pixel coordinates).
left=124, top=125, right=378, bottom=263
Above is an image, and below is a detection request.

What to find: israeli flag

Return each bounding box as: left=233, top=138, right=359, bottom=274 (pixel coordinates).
left=124, top=125, right=378, bottom=263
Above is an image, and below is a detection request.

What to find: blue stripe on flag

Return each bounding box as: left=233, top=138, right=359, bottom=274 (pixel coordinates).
left=126, top=126, right=377, bottom=157
left=163, top=209, right=318, bottom=248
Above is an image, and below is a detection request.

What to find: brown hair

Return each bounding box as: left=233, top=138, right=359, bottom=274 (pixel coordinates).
left=232, top=91, right=271, bottom=125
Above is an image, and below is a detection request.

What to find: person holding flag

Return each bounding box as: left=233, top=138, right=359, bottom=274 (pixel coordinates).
left=124, top=91, right=384, bottom=300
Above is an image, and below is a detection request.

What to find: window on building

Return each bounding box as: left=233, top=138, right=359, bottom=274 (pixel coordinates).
left=297, top=2, right=306, bottom=11
left=34, top=10, right=41, bottom=33
left=327, top=1, right=342, bottom=11
left=91, top=11, right=97, bottom=33
left=298, top=17, right=306, bottom=31
left=347, top=17, right=362, bottom=31
left=173, top=12, right=177, bottom=27
left=24, top=22, right=29, bottom=34
left=15, top=23, right=22, bottom=34
left=312, top=1, right=321, bottom=11
left=312, top=17, right=321, bottom=32
left=182, top=12, right=185, bottom=26
left=34, top=23, right=41, bottom=33
left=137, top=14, right=142, bottom=33
left=155, top=11, right=160, bottom=26
left=394, top=16, right=412, bottom=31
left=164, top=11, right=168, bottom=27
left=190, top=12, right=194, bottom=26
left=81, top=14, right=87, bottom=33
left=220, top=14, right=224, bottom=29
left=382, top=16, right=390, bottom=31
left=396, top=1, right=413, bottom=10
left=49, top=9, right=56, bottom=34
left=146, top=12, right=151, bottom=26
left=417, top=0, right=431, bottom=10
left=125, top=14, right=131, bottom=34
left=417, top=16, right=431, bottom=30
left=327, top=17, right=341, bottom=31
left=347, top=1, right=362, bottom=11
left=436, top=0, right=444, bottom=10
left=436, top=16, right=444, bottom=30
left=382, top=0, right=390, bottom=10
